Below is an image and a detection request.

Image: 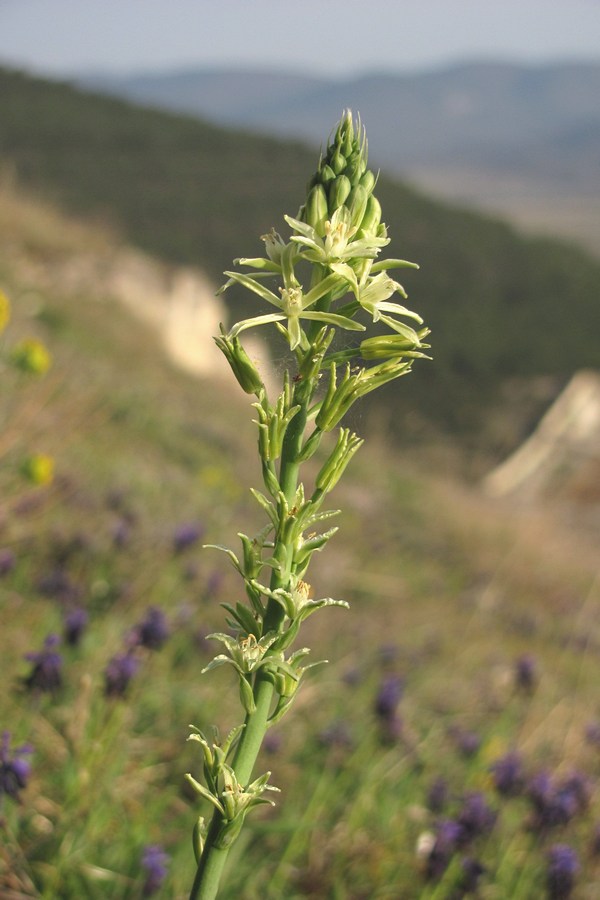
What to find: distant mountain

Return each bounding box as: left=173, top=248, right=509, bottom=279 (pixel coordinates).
left=81, top=61, right=600, bottom=254
left=82, top=61, right=600, bottom=183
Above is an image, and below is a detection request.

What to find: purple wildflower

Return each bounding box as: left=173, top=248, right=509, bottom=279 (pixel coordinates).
left=0, top=732, right=33, bottom=800
left=449, top=727, right=481, bottom=758
left=490, top=751, right=524, bottom=796
left=426, top=776, right=449, bottom=813
left=585, top=721, right=600, bottom=748
left=263, top=731, right=282, bottom=755
left=136, top=607, right=169, bottom=651
left=112, top=519, right=131, bottom=549
left=526, top=771, right=588, bottom=831
left=141, top=844, right=169, bottom=896
left=23, top=634, right=63, bottom=693
left=546, top=844, right=578, bottom=899
left=0, top=548, right=16, bottom=576
left=205, top=569, right=224, bottom=596
left=426, top=819, right=462, bottom=880
left=104, top=651, right=139, bottom=698
left=173, top=522, right=203, bottom=554
left=63, top=607, right=88, bottom=646
left=318, top=720, right=353, bottom=750
left=378, top=643, right=400, bottom=666
left=458, top=858, right=486, bottom=895
left=375, top=676, right=404, bottom=718
left=36, top=568, right=81, bottom=603
left=456, top=792, right=497, bottom=845
left=374, top=675, right=404, bottom=743
left=341, top=666, right=361, bottom=687
left=515, top=653, right=537, bottom=692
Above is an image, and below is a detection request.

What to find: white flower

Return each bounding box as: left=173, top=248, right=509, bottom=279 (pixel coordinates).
left=284, top=206, right=389, bottom=266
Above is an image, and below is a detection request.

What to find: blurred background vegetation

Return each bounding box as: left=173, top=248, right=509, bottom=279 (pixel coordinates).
left=1, top=64, right=599, bottom=898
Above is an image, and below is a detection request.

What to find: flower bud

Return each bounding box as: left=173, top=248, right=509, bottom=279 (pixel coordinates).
left=360, top=331, right=428, bottom=360
left=327, top=175, right=352, bottom=215
left=315, top=428, right=363, bottom=494
left=318, top=164, right=336, bottom=184
left=358, top=194, right=382, bottom=237
left=214, top=330, right=263, bottom=395
left=305, top=184, right=328, bottom=235
left=359, top=170, right=376, bottom=193
left=347, top=185, right=369, bottom=228
left=330, top=149, right=346, bottom=175
left=343, top=158, right=367, bottom=183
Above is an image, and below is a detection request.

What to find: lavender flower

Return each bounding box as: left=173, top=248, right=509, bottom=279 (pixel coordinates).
left=173, top=522, right=204, bottom=554
left=104, top=651, right=139, bottom=697
left=585, top=721, right=600, bottom=748
left=374, top=675, right=403, bottom=717
left=23, top=634, right=63, bottom=693
left=63, top=607, right=88, bottom=646
left=490, top=750, right=524, bottom=796
left=425, top=819, right=462, bottom=880
left=426, top=776, right=449, bottom=813
left=546, top=844, right=578, bottom=899
left=141, top=844, right=169, bottom=896
left=449, top=727, right=481, bottom=758
left=112, top=519, right=131, bottom=549
left=458, top=858, right=486, bottom=895
left=515, top=653, right=537, bottom=692
left=0, top=732, right=33, bottom=800
left=136, top=607, right=169, bottom=651
left=526, top=770, right=588, bottom=831
left=374, top=675, right=404, bottom=743
left=456, top=792, right=497, bottom=845
left=0, top=548, right=16, bottom=577
left=317, top=720, right=353, bottom=750
left=36, top=568, right=81, bottom=603
left=262, top=731, right=283, bottom=755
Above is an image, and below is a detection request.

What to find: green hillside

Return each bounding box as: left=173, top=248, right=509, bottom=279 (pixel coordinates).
left=2, top=65, right=600, bottom=456
left=2, top=176, right=600, bottom=899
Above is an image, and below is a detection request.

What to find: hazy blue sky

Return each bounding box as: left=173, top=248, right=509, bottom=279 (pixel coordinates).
left=0, top=0, right=599, bottom=77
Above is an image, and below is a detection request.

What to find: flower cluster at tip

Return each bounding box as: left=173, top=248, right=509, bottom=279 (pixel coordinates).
left=216, top=108, right=430, bottom=362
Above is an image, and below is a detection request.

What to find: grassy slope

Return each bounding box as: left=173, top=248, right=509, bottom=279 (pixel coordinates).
left=1, top=185, right=599, bottom=897
left=2, top=66, right=600, bottom=459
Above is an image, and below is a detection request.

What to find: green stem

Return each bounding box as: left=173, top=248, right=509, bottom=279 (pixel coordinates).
left=189, top=373, right=311, bottom=900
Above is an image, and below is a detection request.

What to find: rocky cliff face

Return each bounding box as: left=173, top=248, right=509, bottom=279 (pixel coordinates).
left=1, top=180, right=272, bottom=389
left=483, top=370, right=600, bottom=519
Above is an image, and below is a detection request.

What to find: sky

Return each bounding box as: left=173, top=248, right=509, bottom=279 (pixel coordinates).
left=0, top=0, right=599, bottom=78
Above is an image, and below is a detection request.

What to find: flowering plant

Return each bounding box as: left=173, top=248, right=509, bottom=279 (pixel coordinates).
left=186, top=111, right=430, bottom=899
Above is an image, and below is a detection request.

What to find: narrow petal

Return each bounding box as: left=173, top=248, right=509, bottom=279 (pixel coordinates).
left=377, top=314, right=421, bottom=341
left=329, top=263, right=359, bottom=296
left=235, top=257, right=281, bottom=271
left=376, top=301, right=423, bottom=323
left=283, top=215, right=317, bottom=239
left=287, top=316, right=304, bottom=350
left=370, top=258, right=419, bottom=273
left=228, top=313, right=286, bottom=339
left=223, top=271, right=282, bottom=308
left=300, top=311, right=366, bottom=332
left=303, top=272, right=350, bottom=309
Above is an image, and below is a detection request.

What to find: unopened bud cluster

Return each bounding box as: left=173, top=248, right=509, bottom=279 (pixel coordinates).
left=300, top=111, right=383, bottom=242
